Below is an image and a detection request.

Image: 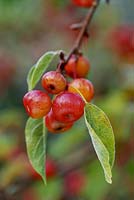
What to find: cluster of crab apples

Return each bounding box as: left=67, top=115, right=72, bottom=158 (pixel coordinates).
left=23, top=55, right=94, bottom=133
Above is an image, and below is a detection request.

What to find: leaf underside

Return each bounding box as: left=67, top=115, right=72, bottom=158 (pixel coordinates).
left=84, top=103, right=115, bottom=184
left=25, top=117, right=47, bottom=184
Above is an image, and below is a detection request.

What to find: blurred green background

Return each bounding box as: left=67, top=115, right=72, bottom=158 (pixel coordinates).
left=0, top=0, right=134, bottom=200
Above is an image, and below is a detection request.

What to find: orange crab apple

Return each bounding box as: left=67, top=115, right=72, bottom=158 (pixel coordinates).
left=65, top=55, right=90, bottom=78
left=68, top=78, right=94, bottom=102
left=42, top=71, right=67, bottom=94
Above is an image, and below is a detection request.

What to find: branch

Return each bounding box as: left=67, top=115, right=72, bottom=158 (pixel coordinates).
left=60, top=0, right=101, bottom=69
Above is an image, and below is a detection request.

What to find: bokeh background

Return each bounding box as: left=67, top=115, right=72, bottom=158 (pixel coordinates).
left=0, top=0, right=134, bottom=199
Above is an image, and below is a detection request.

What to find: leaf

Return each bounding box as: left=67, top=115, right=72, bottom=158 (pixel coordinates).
left=27, top=65, right=35, bottom=89
left=27, top=51, right=61, bottom=91
left=25, top=117, right=47, bottom=184
left=84, top=103, right=115, bottom=184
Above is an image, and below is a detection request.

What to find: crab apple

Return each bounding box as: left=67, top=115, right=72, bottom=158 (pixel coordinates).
left=42, top=71, right=67, bottom=94
left=68, top=78, right=94, bottom=102
left=46, top=158, right=57, bottom=178
left=45, top=109, right=73, bottom=133
left=108, top=26, right=134, bottom=60
left=65, top=55, right=90, bottom=78
left=52, top=92, right=85, bottom=123
left=23, top=90, right=52, bottom=119
left=72, top=0, right=95, bottom=8
left=64, top=171, right=86, bottom=196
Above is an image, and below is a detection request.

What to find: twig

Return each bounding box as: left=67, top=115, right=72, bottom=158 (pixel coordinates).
left=60, top=0, right=101, bottom=70
left=106, top=0, right=110, bottom=4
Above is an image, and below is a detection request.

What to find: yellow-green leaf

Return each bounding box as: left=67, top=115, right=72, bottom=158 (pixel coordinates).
left=84, top=103, right=115, bottom=184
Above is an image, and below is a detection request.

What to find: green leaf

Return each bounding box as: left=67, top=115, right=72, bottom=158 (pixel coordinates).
left=84, top=103, right=115, bottom=184
left=25, top=117, right=47, bottom=184
left=27, top=51, right=61, bottom=91
left=27, top=65, right=35, bottom=89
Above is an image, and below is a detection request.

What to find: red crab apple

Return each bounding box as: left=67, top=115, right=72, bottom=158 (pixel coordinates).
left=52, top=91, right=85, bottom=123
left=72, top=0, right=95, bottom=8
left=68, top=78, right=94, bottom=102
left=45, top=109, right=73, bottom=133
left=42, top=71, right=67, bottom=94
left=108, top=26, right=134, bottom=60
left=65, top=55, right=90, bottom=78
left=23, top=90, right=52, bottom=119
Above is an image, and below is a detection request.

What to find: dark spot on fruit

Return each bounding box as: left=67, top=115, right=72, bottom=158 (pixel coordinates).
left=55, top=126, right=63, bottom=131
left=64, top=113, right=73, bottom=120
left=49, top=84, right=55, bottom=90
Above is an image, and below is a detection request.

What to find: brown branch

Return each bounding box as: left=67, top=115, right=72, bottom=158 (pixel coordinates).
left=106, top=0, right=110, bottom=4
left=60, top=0, right=101, bottom=70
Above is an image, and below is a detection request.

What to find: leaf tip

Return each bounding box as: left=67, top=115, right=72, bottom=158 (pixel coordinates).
left=108, top=179, right=112, bottom=184
left=106, top=176, right=112, bottom=184
left=42, top=176, right=47, bottom=185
